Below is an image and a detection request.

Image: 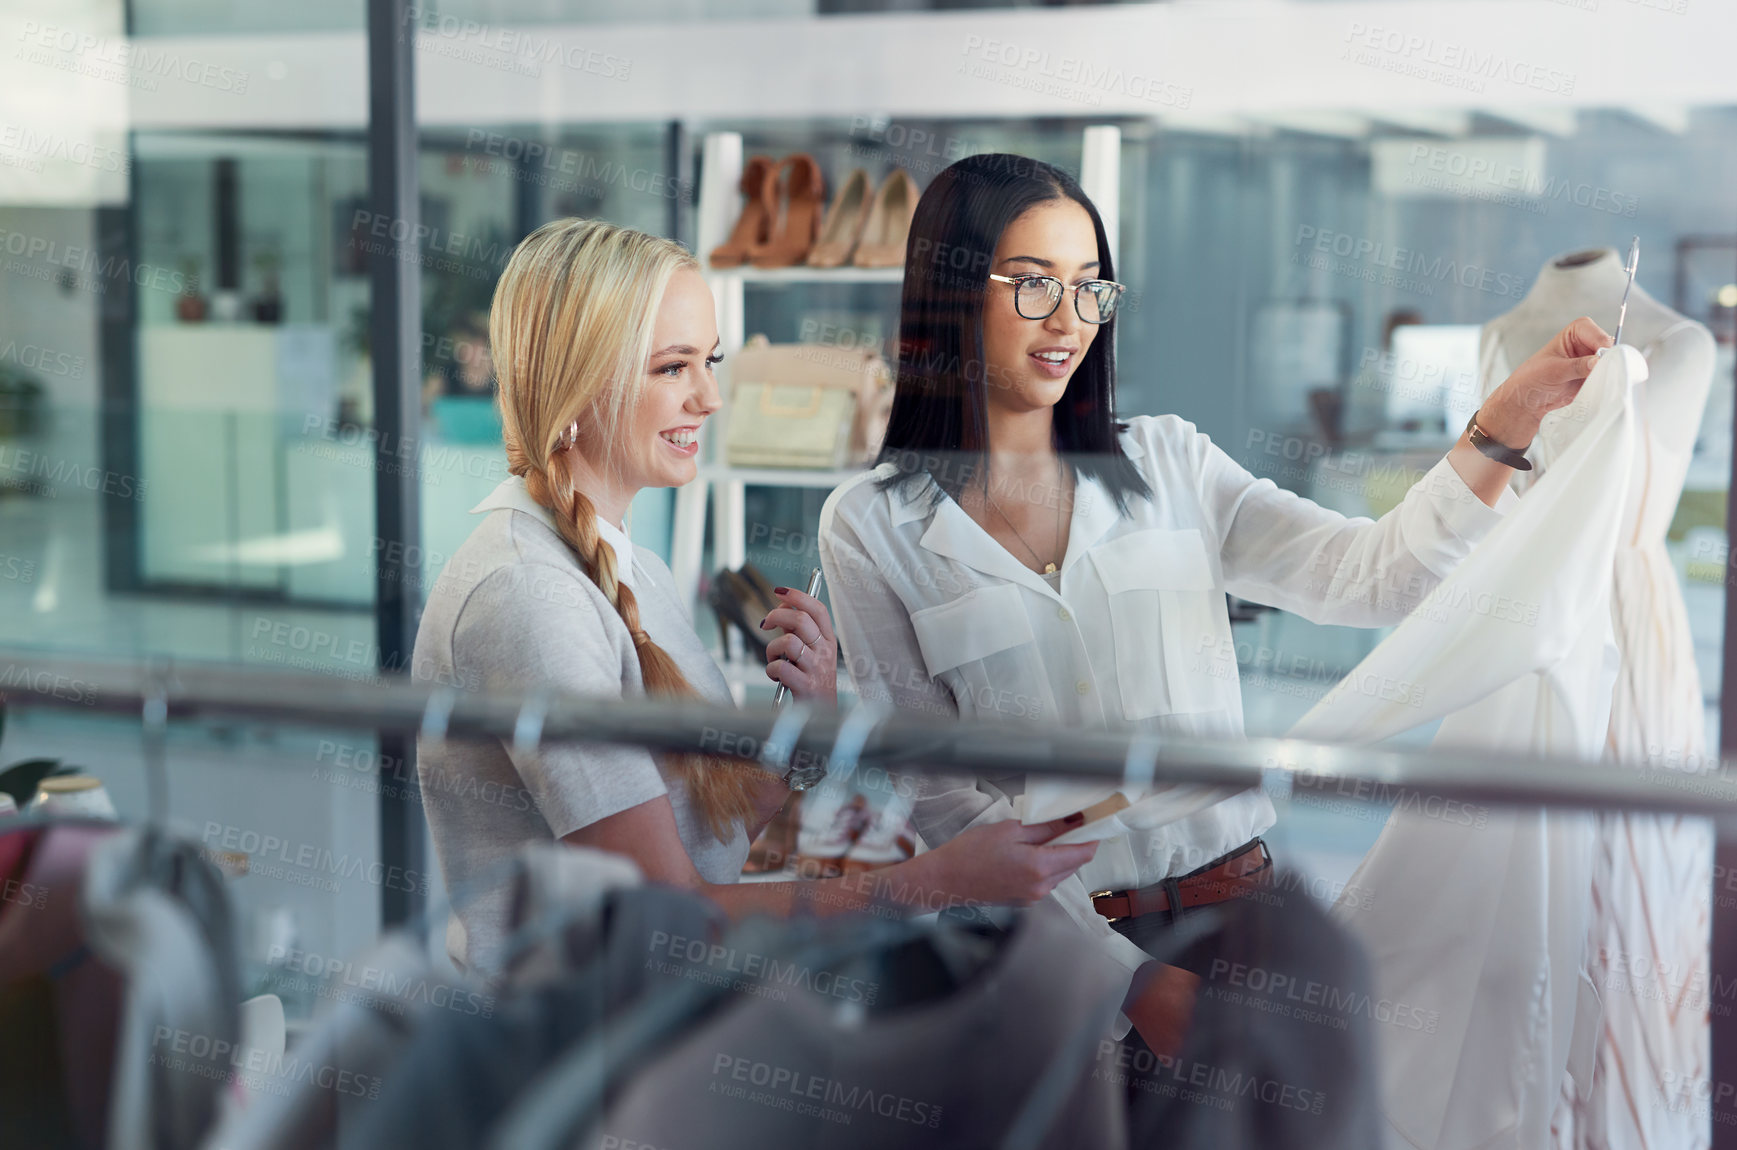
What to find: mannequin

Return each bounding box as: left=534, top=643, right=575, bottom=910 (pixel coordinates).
left=1480, top=248, right=1717, bottom=1150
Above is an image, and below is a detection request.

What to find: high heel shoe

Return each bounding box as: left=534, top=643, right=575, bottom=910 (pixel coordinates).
left=709, top=155, right=775, bottom=269
left=735, top=562, right=781, bottom=615
left=748, top=154, right=825, bottom=268
left=805, top=168, right=873, bottom=268
left=852, top=169, right=919, bottom=269
left=708, top=567, right=774, bottom=658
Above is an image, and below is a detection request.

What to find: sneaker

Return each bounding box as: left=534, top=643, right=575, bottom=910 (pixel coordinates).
left=791, top=794, right=867, bottom=879
left=843, top=793, right=916, bottom=869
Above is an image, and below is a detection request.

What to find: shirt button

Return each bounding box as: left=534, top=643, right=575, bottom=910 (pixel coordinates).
left=1076, top=680, right=1091, bottom=695
left=1057, top=606, right=1072, bottom=622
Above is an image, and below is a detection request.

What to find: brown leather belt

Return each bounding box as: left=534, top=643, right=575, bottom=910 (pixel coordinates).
left=1090, top=839, right=1273, bottom=924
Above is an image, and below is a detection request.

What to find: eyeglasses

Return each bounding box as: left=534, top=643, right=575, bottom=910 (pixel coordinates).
left=987, top=273, right=1126, bottom=324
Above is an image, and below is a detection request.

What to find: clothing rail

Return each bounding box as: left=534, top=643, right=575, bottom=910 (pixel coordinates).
left=1, top=648, right=1733, bottom=822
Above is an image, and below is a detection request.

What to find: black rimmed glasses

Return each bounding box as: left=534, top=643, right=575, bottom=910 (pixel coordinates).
left=987, top=273, right=1126, bottom=324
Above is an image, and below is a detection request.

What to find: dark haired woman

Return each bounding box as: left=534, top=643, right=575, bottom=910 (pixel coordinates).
left=816, top=153, right=1610, bottom=1053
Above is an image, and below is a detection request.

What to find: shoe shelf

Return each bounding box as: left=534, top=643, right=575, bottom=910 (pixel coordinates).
left=704, top=265, right=903, bottom=285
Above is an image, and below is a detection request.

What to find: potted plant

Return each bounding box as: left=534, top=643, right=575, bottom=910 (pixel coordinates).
left=0, top=704, right=79, bottom=810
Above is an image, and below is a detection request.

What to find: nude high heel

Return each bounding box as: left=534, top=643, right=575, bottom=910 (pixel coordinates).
left=708, top=155, right=775, bottom=269
left=805, top=168, right=873, bottom=268
left=748, top=154, right=825, bottom=269
left=851, top=169, right=920, bottom=269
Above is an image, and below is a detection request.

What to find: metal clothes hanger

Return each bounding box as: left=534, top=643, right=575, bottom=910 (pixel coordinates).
left=1122, top=730, right=1161, bottom=795
left=756, top=700, right=813, bottom=778
left=819, top=699, right=891, bottom=790
left=141, top=660, right=171, bottom=835
left=400, top=688, right=548, bottom=959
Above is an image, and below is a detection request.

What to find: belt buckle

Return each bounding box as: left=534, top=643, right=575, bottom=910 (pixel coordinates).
left=1088, top=889, right=1125, bottom=924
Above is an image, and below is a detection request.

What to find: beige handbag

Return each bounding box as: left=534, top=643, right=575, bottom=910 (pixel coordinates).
left=724, top=334, right=893, bottom=469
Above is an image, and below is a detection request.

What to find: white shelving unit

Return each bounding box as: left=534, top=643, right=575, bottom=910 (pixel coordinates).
left=725, top=266, right=903, bottom=285
left=671, top=126, right=1125, bottom=618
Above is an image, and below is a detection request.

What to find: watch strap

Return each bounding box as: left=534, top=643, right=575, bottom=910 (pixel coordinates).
left=1466, top=411, right=1533, bottom=472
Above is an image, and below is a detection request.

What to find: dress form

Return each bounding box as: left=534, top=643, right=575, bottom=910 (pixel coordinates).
left=1481, top=248, right=1717, bottom=1150
left=1483, top=247, right=1711, bottom=474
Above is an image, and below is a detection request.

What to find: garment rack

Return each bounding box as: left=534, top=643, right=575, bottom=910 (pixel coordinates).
left=2, top=648, right=1734, bottom=823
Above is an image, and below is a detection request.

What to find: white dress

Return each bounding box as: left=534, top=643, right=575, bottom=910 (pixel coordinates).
left=1476, top=248, right=1717, bottom=1150
left=1482, top=321, right=1715, bottom=1150
left=1287, top=345, right=1644, bottom=1150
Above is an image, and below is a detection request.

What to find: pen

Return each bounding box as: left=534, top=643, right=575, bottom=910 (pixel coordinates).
left=772, top=567, right=824, bottom=708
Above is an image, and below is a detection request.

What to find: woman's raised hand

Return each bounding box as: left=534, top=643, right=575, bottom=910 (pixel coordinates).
left=760, top=585, right=838, bottom=703
left=1481, top=316, right=1614, bottom=448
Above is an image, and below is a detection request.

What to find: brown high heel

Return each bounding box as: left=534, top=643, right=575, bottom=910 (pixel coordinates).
left=709, top=155, right=775, bottom=269
left=852, top=169, right=920, bottom=268
left=748, top=154, right=825, bottom=268
left=805, top=168, right=873, bottom=268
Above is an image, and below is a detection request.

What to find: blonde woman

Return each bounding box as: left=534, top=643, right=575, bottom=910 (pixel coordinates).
left=412, top=218, right=1098, bottom=974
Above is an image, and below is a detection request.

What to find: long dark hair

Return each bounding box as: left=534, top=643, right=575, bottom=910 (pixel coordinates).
left=875, top=153, right=1150, bottom=512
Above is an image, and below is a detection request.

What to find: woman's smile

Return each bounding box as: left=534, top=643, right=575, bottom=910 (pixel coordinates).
left=659, top=424, right=702, bottom=456
left=1028, top=344, right=1078, bottom=380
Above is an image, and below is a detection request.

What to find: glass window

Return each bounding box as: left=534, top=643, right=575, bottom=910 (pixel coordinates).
left=3, top=1, right=1736, bottom=1047
left=0, top=6, right=384, bottom=1012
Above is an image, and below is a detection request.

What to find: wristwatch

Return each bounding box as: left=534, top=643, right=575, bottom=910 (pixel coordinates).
left=1465, top=411, right=1533, bottom=472
left=780, top=759, right=827, bottom=792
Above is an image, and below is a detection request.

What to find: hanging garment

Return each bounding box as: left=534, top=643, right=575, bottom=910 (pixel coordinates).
left=344, top=854, right=724, bottom=1150
left=1287, top=345, right=1643, bottom=1150
left=85, top=827, right=240, bottom=1150
left=1478, top=251, right=1718, bottom=1150
left=224, top=844, right=639, bottom=1150
left=0, top=818, right=239, bottom=1150
left=587, top=901, right=1129, bottom=1150
left=493, top=840, right=646, bottom=985
left=0, top=819, right=127, bottom=1150
left=1120, top=879, right=1384, bottom=1150
left=214, top=933, right=444, bottom=1150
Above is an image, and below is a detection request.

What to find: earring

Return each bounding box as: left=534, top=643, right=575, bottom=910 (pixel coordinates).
left=558, top=419, right=579, bottom=451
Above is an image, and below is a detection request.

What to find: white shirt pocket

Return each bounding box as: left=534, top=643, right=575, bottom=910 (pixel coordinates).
left=1093, top=528, right=1234, bottom=719
left=909, top=583, right=1055, bottom=723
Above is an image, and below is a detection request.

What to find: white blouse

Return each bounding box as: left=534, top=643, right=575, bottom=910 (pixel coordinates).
left=818, top=413, right=1511, bottom=977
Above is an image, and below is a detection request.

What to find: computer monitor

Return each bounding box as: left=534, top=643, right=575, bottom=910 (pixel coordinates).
left=1382, top=324, right=1482, bottom=433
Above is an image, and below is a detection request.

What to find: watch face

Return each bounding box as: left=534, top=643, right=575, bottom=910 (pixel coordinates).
left=786, top=765, right=827, bottom=792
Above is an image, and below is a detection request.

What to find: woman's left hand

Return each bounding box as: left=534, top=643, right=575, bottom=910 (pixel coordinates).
left=1481, top=316, right=1613, bottom=449
left=761, top=586, right=838, bottom=703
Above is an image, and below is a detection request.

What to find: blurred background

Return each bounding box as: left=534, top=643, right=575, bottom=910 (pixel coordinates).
left=0, top=0, right=1731, bottom=1008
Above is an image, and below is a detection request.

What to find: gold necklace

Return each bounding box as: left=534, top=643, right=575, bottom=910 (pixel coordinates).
left=984, top=459, right=1066, bottom=575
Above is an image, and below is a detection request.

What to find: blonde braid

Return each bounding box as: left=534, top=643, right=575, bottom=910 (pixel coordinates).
left=506, top=432, right=758, bottom=841
left=494, top=218, right=765, bottom=841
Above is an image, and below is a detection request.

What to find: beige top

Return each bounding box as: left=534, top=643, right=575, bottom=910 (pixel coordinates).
left=412, top=477, right=752, bottom=974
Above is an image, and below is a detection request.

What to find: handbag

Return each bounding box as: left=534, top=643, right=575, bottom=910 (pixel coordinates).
left=724, top=334, right=893, bottom=469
